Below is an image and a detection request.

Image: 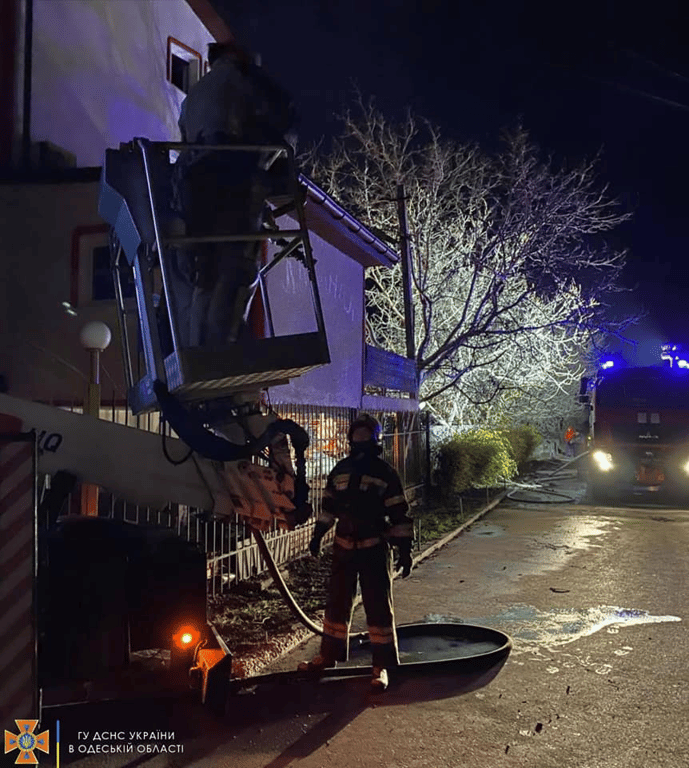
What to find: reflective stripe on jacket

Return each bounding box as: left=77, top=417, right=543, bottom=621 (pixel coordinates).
left=317, top=453, right=413, bottom=546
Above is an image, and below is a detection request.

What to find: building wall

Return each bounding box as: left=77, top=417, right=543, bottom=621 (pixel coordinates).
left=31, top=0, right=214, bottom=167
left=0, top=0, right=19, bottom=166
left=0, top=179, right=129, bottom=402
left=1, top=0, right=406, bottom=413
left=266, top=228, right=365, bottom=408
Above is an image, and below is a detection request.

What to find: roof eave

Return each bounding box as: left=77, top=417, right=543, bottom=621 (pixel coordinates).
left=299, top=175, right=399, bottom=269
left=185, top=0, right=234, bottom=42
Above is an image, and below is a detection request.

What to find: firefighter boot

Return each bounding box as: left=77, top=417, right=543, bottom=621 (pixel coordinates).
left=297, top=655, right=335, bottom=673
left=371, top=667, right=388, bottom=691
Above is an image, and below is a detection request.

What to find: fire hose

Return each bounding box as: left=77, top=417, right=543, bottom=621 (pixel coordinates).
left=505, top=452, right=589, bottom=504
left=250, top=525, right=324, bottom=637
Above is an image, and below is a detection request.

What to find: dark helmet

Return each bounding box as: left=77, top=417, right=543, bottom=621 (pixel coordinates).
left=347, top=414, right=382, bottom=444
left=208, top=40, right=252, bottom=68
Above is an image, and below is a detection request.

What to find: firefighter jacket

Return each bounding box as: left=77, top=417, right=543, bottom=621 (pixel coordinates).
left=178, top=56, right=294, bottom=147
left=317, top=448, right=414, bottom=549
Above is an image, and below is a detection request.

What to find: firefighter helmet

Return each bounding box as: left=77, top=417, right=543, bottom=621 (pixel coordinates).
left=347, top=414, right=382, bottom=444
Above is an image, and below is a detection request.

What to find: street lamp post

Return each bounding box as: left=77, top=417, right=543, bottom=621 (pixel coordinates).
left=79, top=321, right=111, bottom=516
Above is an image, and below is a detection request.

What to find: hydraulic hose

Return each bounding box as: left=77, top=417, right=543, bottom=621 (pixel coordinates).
left=250, top=525, right=324, bottom=637
left=154, top=380, right=311, bottom=517
left=506, top=488, right=578, bottom=503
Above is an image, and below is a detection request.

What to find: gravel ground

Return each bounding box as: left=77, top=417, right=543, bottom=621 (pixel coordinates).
left=208, top=551, right=333, bottom=677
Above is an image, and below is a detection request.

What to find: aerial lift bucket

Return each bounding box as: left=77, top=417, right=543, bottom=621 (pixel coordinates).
left=98, top=138, right=329, bottom=415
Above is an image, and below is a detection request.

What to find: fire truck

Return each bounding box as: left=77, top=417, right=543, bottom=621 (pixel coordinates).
left=586, top=355, right=689, bottom=501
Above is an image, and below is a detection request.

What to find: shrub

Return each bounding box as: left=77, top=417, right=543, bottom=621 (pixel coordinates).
left=500, top=424, right=543, bottom=469
left=436, top=428, right=518, bottom=495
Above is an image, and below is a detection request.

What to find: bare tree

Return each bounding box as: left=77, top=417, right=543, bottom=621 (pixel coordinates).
left=304, top=98, right=631, bottom=427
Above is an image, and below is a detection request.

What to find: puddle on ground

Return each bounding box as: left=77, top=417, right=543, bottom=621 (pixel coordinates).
left=533, top=517, right=610, bottom=552
left=424, top=613, right=465, bottom=624
left=474, top=517, right=613, bottom=588
left=458, top=604, right=681, bottom=650
left=467, top=524, right=505, bottom=537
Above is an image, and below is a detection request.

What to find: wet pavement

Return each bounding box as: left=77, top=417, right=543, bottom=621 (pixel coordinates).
left=34, top=466, right=689, bottom=768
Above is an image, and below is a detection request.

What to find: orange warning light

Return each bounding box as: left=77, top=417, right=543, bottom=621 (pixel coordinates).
left=172, top=624, right=200, bottom=649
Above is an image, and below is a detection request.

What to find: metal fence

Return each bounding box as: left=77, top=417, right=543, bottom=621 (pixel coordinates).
left=56, top=401, right=427, bottom=596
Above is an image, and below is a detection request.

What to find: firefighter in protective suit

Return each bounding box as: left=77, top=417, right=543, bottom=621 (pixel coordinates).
left=300, top=415, right=414, bottom=690
left=170, top=40, right=295, bottom=348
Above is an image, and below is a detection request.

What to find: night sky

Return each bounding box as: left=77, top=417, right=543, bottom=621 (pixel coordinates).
left=217, top=0, right=689, bottom=347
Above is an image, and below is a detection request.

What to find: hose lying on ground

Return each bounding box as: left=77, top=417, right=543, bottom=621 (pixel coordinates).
left=505, top=452, right=589, bottom=504
left=250, top=525, right=324, bottom=637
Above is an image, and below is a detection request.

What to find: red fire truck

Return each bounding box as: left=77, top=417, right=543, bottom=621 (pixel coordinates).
left=587, top=361, right=689, bottom=501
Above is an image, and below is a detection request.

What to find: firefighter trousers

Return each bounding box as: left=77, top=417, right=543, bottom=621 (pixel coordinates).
left=320, top=540, right=399, bottom=669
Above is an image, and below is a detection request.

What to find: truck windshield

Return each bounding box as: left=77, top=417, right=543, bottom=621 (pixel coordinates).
left=596, top=369, right=689, bottom=409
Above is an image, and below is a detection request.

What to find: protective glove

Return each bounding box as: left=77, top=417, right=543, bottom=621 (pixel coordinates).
left=309, top=521, right=330, bottom=557
left=395, top=550, right=413, bottom=578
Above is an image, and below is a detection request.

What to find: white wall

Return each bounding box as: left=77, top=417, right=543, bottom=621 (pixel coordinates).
left=267, top=230, right=365, bottom=408
left=31, top=0, right=214, bottom=166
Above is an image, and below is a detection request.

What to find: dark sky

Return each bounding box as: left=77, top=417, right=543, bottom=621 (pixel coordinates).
left=217, top=0, right=689, bottom=344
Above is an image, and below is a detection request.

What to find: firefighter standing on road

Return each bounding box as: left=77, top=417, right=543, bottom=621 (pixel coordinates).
left=300, top=414, right=414, bottom=690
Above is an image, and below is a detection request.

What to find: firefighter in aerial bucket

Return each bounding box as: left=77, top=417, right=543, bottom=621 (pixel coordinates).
left=299, top=414, right=414, bottom=690
left=169, top=40, right=296, bottom=348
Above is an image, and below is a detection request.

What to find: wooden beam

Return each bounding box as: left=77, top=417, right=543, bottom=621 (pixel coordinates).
left=185, top=0, right=234, bottom=42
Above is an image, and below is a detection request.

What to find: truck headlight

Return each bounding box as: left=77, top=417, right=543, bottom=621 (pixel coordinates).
left=683, top=459, right=689, bottom=475
left=592, top=450, right=614, bottom=472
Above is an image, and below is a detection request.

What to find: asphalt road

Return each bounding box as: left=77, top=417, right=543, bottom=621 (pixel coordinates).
left=33, top=473, right=689, bottom=768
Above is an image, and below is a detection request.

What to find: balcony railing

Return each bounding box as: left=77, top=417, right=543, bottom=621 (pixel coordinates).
left=364, top=344, right=417, bottom=398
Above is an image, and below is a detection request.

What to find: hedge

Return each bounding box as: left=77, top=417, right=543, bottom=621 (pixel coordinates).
left=499, top=424, right=542, bottom=470
left=436, top=424, right=542, bottom=495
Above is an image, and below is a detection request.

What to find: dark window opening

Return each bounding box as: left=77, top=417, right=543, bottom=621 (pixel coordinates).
left=170, top=53, right=191, bottom=93
left=92, top=245, right=135, bottom=301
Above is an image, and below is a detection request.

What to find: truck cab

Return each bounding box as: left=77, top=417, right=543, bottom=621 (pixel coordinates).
left=588, top=364, right=689, bottom=501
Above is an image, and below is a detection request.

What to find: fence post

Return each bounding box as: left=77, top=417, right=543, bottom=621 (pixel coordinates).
left=424, top=410, right=432, bottom=497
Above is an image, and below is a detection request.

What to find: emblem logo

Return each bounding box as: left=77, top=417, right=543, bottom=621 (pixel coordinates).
left=4, top=720, right=49, bottom=765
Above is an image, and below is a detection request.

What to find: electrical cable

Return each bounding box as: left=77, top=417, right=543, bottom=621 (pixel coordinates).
left=161, top=417, right=194, bottom=465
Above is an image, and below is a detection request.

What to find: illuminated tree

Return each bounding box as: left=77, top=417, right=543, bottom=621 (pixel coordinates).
left=304, top=98, right=631, bottom=430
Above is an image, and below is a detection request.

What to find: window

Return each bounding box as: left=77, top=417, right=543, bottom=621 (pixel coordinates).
left=71, top=226, right=135, bottom=306
left=92, top=244, right=135, bottom=302
left=167, top=37, right=202, bottom=94
left=170, top=54, right=191, bottom=92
